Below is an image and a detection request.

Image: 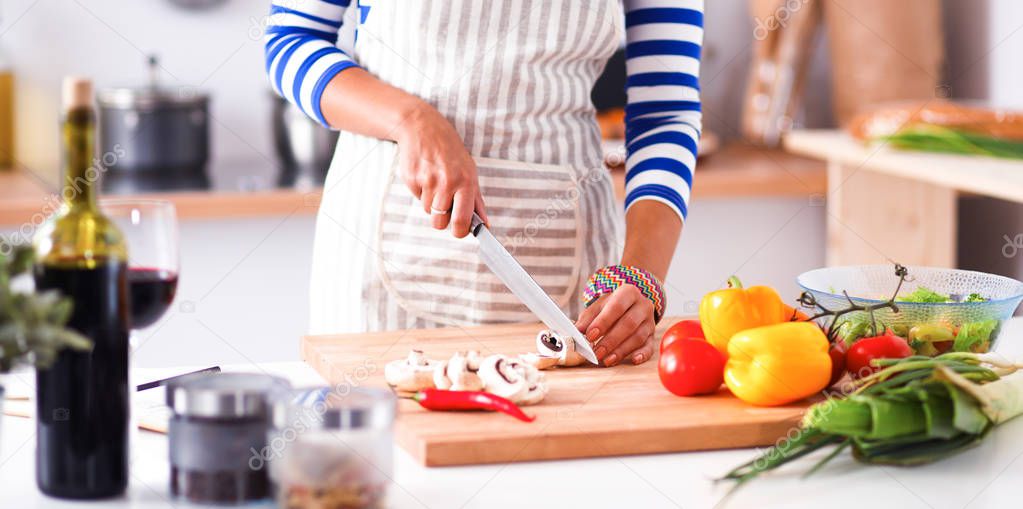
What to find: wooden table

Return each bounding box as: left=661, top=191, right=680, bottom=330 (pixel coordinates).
left=784, top=129, right=1023, bottom=267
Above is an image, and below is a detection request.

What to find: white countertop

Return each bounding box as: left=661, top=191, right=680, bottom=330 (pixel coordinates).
left=4, top=321, right=1023, bottom=509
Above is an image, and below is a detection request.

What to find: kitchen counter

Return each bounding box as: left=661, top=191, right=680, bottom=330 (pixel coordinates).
left=0, top=165, right=322, bottom=226
left=4, top=319, right=1023, bottom=509
left=611, top=142, right=827, bottom=200
left=784, top=129, right=1023, bottom=267
left=1, top=143, right=824, bottom=226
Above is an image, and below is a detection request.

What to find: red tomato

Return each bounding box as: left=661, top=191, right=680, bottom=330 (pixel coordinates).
left=658, top=339, right=724, bottom=396
left=660, top=319, right=705, bottom=353
left=845, top=333, right=913, bottom=379
left=827, top=342, right=846, bottom=387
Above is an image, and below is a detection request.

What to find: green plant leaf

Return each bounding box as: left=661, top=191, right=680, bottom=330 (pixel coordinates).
left=0, top=242, right=92, bottom=373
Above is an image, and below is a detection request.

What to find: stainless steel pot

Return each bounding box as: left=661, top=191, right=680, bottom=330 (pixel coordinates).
left=271, top=93, right=338, bottom=188
left=98, top=56, right=209, bottom=179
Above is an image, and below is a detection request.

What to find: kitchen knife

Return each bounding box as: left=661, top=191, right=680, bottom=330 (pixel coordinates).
left=470, top=213, right=598, bottom=364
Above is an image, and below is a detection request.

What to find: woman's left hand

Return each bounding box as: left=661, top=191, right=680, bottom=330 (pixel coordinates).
left=575, top=284, right=656, bottom=366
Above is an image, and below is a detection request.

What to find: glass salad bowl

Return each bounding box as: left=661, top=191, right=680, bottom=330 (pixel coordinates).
left=797, top=266, right=1023, bottom=355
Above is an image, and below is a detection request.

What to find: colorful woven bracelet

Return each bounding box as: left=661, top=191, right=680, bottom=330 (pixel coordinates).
left=583, top=264, right=666, bottom=323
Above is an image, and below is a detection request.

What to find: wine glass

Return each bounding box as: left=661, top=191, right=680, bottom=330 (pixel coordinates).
left=101, top=199, right=180, bottom=330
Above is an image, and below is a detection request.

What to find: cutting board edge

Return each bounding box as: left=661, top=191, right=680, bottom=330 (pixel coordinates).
left=405, top=415, right=806, bottom=467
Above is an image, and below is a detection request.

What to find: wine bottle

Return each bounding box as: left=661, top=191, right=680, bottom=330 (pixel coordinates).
left=32, top=77, right=130, bottom=499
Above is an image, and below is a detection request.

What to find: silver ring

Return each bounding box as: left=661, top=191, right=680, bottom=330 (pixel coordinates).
left=430, top=207, right=450, bottom=215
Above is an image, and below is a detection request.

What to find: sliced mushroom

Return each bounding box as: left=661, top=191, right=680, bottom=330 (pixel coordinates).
left=384, top=350, right=436, bottom=391
left=518, top=352, right=560, bottom=370
left=463, top=350, right=483, bottom=372
left=478, top=354, right=547, bottom=405
left=433, top=351, right=484, bottom=391
left=478, top=355, right=528, bottom=402
left=536, top=330, right=588, bottom=367
left=518, top=363, right=549, bottom=406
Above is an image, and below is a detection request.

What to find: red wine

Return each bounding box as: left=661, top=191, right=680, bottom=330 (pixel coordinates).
left=35, top=262, right=130, bottom=499
left=128, top=268, right=178, bottom=328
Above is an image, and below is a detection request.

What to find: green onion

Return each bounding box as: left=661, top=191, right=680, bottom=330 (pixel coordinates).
left=878, top=125, right=1023, bottom=160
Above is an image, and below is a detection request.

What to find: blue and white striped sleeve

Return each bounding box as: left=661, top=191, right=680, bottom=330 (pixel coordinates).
left=264, top=0, right=360, bottom=128
left=623, top=0, right=703, bottom=222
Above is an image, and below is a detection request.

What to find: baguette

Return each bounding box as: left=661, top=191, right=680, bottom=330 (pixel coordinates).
left=848, top=101, right=1023, bottom=142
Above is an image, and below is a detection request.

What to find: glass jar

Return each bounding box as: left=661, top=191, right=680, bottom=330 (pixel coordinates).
left=166, top=372, right=291, bottom=505
left=269, top=387, right=397, bottom=509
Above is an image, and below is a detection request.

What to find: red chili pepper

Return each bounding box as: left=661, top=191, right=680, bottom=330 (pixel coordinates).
left=410, top=389, right=535, bottom=423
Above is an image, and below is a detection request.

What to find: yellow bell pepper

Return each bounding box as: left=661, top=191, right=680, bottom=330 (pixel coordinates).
left=724, top=321, right=831, bottom=407
left=699, top=276, right=806, bottom=356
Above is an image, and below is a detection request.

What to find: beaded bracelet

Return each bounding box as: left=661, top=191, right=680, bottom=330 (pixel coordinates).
left=583, top=264, right=666, bottom=323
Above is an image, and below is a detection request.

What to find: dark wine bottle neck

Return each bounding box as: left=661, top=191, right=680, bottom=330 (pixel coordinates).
left=62, top=107, right=98, bottom=212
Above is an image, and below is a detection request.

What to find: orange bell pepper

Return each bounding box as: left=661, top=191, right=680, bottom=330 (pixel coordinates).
left=723, top=321, right=832, bottom=406
left=699, top=276, right=806, bottom=356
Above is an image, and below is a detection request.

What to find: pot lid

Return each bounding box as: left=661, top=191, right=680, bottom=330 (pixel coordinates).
left=97, top=54, right=209, bottom=109
left=98, top=86, right=208, bottom=109
left=167, top=372, right=291, bottom=419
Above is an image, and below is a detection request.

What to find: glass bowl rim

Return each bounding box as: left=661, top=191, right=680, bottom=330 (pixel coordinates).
left=797, top=265, right=1023, bottom=308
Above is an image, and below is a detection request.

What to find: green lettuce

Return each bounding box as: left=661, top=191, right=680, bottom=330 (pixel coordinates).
left=900, top=287, right=951, bottom=303
left=953, top=320, right=999, bottom=352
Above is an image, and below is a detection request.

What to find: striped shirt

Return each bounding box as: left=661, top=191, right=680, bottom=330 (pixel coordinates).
left=265, top=0, right=703, bottom=222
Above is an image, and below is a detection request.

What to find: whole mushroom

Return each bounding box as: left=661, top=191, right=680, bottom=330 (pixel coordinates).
left=384, top=350, right=437, bottom=392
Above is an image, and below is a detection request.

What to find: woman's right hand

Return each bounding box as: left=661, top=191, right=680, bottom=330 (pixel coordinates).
left=395, top=102, right=486, bottom=238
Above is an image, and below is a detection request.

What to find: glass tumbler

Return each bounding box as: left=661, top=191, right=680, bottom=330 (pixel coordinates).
left=270, top=387, right=397, bottom=509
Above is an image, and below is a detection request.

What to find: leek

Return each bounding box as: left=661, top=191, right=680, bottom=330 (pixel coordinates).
left=720, top=353, right=1023, bottom=490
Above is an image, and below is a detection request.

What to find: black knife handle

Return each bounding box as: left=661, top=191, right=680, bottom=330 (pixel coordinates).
left=470, top=212, right=485, bottom=236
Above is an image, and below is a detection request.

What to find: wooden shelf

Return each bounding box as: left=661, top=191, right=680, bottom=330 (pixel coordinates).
left=784, top=129, right=1023, bottom=205
left=780, top=129, right=1016, bottom=267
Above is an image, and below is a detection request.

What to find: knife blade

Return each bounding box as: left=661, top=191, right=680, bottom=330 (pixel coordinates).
left=470, top=214, right=598, bottom=364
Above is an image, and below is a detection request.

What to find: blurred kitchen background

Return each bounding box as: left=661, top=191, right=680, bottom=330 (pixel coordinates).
left=1, top=0, right=1022, bottom=370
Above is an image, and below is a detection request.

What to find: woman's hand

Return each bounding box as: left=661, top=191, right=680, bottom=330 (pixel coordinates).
left=575, top=200, right=683, bottom=367
left=317, top=69, right=486, bottom=237
left=575, top=284, right=656, bottom=366
left=395, top=103, right=486, bottom=238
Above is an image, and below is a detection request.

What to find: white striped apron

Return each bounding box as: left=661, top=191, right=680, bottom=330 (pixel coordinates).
left=309, top=0, right=624, bottom=333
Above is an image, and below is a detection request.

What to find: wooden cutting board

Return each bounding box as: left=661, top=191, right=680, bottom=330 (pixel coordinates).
left=301, top=319, right=813, bottom=467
